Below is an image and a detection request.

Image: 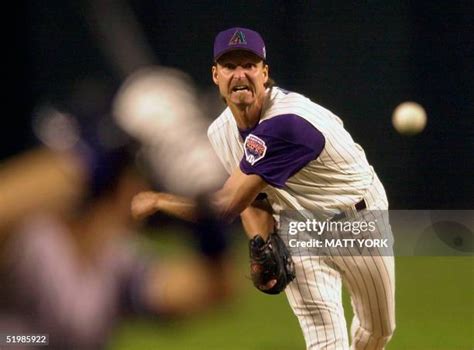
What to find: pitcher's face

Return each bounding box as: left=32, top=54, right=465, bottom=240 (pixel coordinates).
left=212, top=50, right=268, bottom=109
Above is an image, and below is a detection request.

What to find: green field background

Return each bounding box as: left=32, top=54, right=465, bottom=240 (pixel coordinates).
left=110, top=231, right=473, bottom=350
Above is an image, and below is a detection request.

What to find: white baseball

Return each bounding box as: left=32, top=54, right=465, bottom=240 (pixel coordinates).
left=392, top=102, right=427, bottom=135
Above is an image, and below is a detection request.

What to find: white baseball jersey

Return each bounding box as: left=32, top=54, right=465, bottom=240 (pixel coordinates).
left=208, top=87, right=395, bottom=350
left=208, top=87, right=387, bottom=216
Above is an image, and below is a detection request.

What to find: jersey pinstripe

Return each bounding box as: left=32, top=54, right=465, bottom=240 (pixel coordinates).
left=207, top=87, right=395, bottom=350
left=208, top=87, right=385, bottom=219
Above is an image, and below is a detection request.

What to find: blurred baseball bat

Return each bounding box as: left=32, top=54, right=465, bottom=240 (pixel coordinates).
left=86, top=0, right=157, bottom=78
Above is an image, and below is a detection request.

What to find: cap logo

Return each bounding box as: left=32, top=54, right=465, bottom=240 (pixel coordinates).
left=229, top=30, right=247, bottom=45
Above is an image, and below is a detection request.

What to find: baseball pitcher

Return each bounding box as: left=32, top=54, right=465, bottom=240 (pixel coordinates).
left=131, top=27, right=395, bottom=350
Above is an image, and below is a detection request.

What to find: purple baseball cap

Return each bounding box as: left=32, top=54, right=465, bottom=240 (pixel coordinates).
left=213, top=27, right=266, bottom=62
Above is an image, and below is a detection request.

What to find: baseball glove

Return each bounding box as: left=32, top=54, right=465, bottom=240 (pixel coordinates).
left=249, top=233, right=296, bottom=295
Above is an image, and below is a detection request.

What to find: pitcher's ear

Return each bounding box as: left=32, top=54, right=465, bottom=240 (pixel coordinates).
left=212, top=65, right=219, bottom=85
left=263, top=64, right=269, bottom=83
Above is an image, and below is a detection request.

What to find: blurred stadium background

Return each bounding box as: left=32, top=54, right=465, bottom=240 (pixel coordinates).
left=5, top=1, right=473, bottom=349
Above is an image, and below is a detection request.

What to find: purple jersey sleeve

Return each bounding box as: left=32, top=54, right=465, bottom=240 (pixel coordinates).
left=239, top=114, right=325, bottom=188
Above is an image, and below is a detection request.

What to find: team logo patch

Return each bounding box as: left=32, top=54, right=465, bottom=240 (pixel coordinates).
left=229, top=30, right=247, bottom=45
left=244, top=134, right=267, bottom=165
